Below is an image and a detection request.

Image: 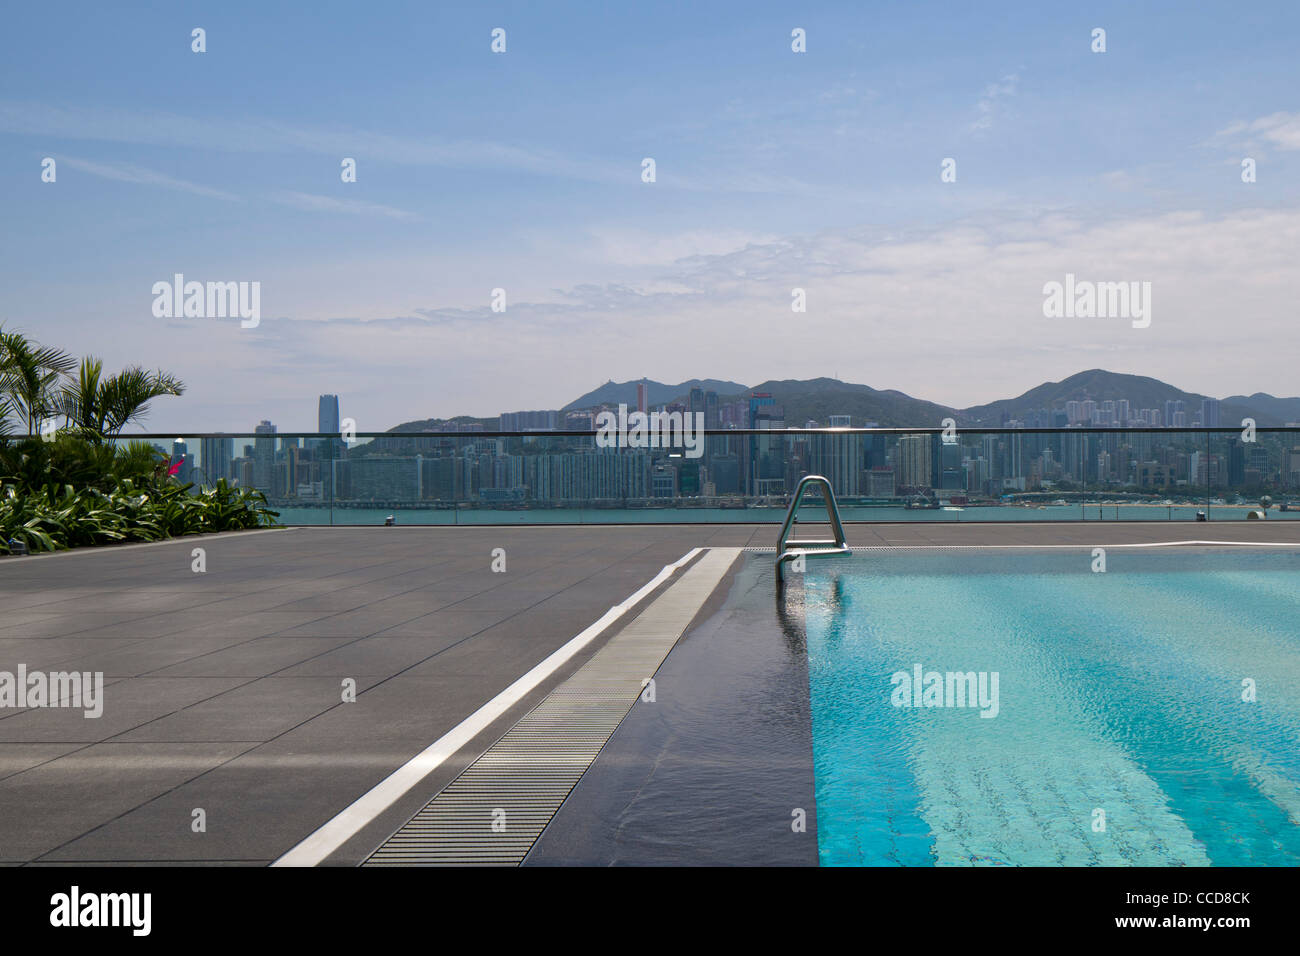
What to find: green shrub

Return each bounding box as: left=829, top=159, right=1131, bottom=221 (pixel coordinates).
left=2, top=328, right=274, bottom=554
left=0, top=438, right=278, bottom=555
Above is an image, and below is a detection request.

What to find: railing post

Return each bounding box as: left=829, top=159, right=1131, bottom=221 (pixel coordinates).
left=777, top=475, right=851, bottom=585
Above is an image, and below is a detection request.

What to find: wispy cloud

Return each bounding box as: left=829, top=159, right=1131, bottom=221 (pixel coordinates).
left=1, top=99, right=625, bottom=185
left=971, top=73, right=1019, bottom=132
left=56, top=156, right=241, bottom=201
left=1214, top=111, right=1300, bottom=153
left=2, top=99, right=826, bottom=197
left=269, top=191, right=416, bottom=220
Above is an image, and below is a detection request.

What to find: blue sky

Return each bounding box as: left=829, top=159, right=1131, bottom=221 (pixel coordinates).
left=3, top=1, right=1298, bottom=431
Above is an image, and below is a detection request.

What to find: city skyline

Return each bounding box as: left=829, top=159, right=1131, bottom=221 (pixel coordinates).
left=147, top=367, right=1297, bottom=437
left=159, top=386, right=1299, bottom=513
left=4, top=1, right=1299, bottom=433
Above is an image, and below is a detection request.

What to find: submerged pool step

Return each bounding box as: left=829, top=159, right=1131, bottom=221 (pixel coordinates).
left=364, top=547, right=742, bottom=866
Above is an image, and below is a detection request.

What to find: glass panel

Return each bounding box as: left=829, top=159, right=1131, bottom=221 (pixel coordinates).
left=75, top=428, right=1300, bottom=524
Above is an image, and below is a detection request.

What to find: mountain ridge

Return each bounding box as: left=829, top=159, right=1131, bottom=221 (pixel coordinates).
left=385, top=370, right=1300, bottom=431
left=561, top=378, right=749, bottom=411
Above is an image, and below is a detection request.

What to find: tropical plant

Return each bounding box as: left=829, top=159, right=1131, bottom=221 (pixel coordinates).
left=1, top=329, right=184, bottom=440
left=0, top=477, right=277, bottom=555
left=0, top=326, right=76, bottom=435
left=0, top=434, right=163, bottom=491
left=0, top=326, right=276, bottom=554
left=56, top=357, right=185, bottom=439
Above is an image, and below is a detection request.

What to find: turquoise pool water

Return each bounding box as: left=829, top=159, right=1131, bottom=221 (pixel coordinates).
left=801, top=548, right=1300, bottom=866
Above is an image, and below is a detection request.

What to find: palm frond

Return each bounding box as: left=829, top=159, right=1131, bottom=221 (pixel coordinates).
left=96, top=366, right=186, bottom=435
left=0, top=327, right=76, bottom=434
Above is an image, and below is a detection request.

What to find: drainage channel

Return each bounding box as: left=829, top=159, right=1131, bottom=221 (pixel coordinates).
left=363, top=547, right=742, bottom=866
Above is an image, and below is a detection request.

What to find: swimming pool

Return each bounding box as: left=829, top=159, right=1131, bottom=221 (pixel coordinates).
left=801, top=548, right=1300, bottom=866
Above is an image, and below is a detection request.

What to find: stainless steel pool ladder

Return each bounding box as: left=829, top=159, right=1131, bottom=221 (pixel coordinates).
left=776, top=475, right=851, bottom=583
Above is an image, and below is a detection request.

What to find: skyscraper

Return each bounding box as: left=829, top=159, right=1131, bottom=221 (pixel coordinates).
left=200, top=435, right=234, bottom=484
left=1201, top=398, right=1221, bottom=428
left=254, top=420, right=277, bottom=493
left=704, top=390, right=719, bottom=429
left=896, top=434, right=932, bottom=492
left=318, top=395, right=340, bottom=434
left=316, top=395, right=345, bottom=500
left=810, top=430, right=860, bottom=495
left=688, top=387, right=704, bottom=420
left=170, top=439, right=193, bottom=483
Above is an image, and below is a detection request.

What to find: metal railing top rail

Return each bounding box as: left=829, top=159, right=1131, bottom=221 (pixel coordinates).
left=11, top=426, right=1300, bottom=440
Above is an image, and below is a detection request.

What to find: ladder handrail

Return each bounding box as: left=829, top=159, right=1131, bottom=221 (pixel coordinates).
left=776, top=474, right=851, bottom=582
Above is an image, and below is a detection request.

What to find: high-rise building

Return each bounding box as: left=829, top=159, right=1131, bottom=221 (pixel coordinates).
left=810, top=431, right=859, bottom=495
left=1201, top=398, right=1221, bottom=428
left=500, top=410, right=559, bottom=431
left=747, top=393, right=774, bottom=427
left=742, top=393, right=781, bottom=495
left=636, top=382, right=649, bottom=414
left=254, top=420, right=277, bottom=493
left=708, top=454, right=739, bottom=494
left=200, top=435, right=234, bottom=484
left=650, top=463, right=678, bottom=498
left=1006, top=430, right=1024, bottom=482
left=170, top=439, right=193, bottom=483
left=939, top=441, right=965, bottom=490
left=866, top=467, right=896, bottom=498
left=1228, top=439, right=1246, bottom=487
left=896, top=434, right=932, bottom=491
left=1286, top=447, right=1300, bottom=488
left=318, top=395, right=340, bottom=434
left=981, top=435, right=1001, bottom=480
left=688, top=387, right=705, bottom=420
left=704, top=391, right=719, bottom=428
left=314, top=397, right=344, bottom=499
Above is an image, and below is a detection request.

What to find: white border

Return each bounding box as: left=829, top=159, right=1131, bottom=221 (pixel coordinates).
left=272, top=546, right=704, bottom=867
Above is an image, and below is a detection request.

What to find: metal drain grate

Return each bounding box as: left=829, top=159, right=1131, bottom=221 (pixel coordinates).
left=364, top=547, right=741, bottom=865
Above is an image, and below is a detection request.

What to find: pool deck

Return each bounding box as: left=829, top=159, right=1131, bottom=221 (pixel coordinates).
left=1, top=521, right=1297, bottom=865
